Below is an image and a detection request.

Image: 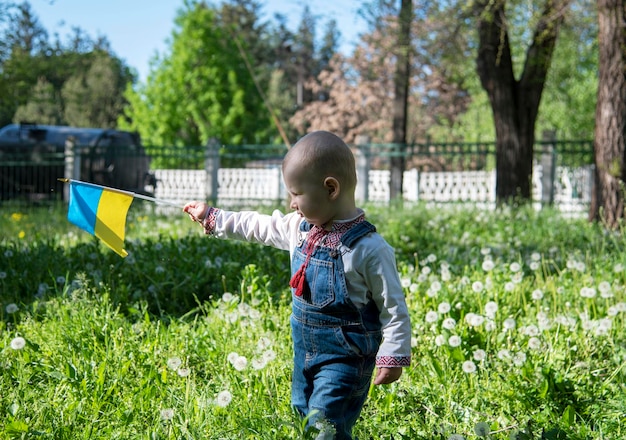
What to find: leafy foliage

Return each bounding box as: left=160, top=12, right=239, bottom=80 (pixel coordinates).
left=0, top=2, right=134, bottom=128
left=120, top=2, right=272, bottom=146
left=1, top=204, right=625, bottom=438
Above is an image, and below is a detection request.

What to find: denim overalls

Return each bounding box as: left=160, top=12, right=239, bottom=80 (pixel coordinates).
left=290, top=220, right=383, bottom=440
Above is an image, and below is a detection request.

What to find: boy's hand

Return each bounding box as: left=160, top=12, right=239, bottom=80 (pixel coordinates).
left=183, top=201, right=209, bottom=223
left=373, top=367, right=402, bottom=385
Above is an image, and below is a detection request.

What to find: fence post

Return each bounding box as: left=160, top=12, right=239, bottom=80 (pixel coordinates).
left=354, top=135, right=370, bottom=203
left=63, top=136, right=80, bottom=201
left=205, top=138, right=220, bottom=204
left=540, top=130, right=556, bottom=208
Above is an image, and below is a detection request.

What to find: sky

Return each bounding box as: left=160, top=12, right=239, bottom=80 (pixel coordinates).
left=32, top=0, right=367, bottom=82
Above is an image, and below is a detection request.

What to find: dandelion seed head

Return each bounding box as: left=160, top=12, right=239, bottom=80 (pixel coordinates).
left=580, top=287, right=596, bottom=298
left=216, top=390, right=232, bottom=407
left=167, top=357, right=182, bottom=371
left=442, top=317, right=456, bottom=330
left=5, top=303, right=18, bottom=314
left=503, top=318, right=516, bottom=330
left=512, top=351, right=527, bottom=366
left=37, top=283, right=49, bottom=296
left=160, top=408, right=175, bottom=421
left=462, top=360, right=477, bottom=374
left=511, top=272, right=524, bottom=283
left=504, top=281, right=515, bottom=292
left=438, top=302, right=451, bottom=314
left=524, top=325, right=540, bottom=337
left=0, top=271, right=6, bottom=279
left=10, top=336, right=26, bottom=350
left=472, top=281, right=484, bottom=293
left=531, top=289, right=544, bottom=300
left=595, top=318, right=612, bottom=336
left=598, top=281, right=613, bottom=298
left=262, top=349, right=277, bottom=362
left=528, top=337, right=542, bottom=350
left=227, top=352, right=239, bottom=365
left=233, top=355, right=248, bottom=371
left=448, top=335, right=462, bottom=347
left=484, top=301, right=498, bottom=316
left=473, top=349, right=486, bottom=361
left=257, top=337, right=272, bottom=350
left=497, top=349, right=511, bottom=360
left=425, top=311, right=439, bottom=323
left=434, top=335, right=446, bottom=346
left=481, top=260, right=495, bottom=271
left=474, top=421, right=490, bottom=437
left=509, top=262, right=521, bottom=272
left=177, top=368, right=191, bottom=377
left=400, top=277, right=411, bottom=288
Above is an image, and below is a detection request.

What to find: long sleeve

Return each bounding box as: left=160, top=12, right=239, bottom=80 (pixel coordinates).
left=205, top=208, right=303, bottom=252
left=342, top=235, right=412, bottom=367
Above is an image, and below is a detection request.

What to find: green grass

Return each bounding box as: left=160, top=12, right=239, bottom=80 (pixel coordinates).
left=1, top=202, right=625, bottom=439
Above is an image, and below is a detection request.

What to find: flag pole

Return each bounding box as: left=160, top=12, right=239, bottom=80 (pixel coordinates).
left=58, top=178, right=184, bottom=208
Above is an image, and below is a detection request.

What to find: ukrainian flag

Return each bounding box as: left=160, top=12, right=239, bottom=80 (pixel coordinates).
left=67, top=180, right=134, bottom=257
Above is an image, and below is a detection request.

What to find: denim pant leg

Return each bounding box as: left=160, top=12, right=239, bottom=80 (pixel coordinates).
left=292, top=326, right=376, bottom=440
left=307, top=357, right=376, bottom=440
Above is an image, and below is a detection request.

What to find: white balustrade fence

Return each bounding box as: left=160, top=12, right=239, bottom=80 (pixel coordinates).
left=153, top=164, right=593, bottom=215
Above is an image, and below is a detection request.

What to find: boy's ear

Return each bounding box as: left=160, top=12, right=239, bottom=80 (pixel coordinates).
left=324, top=177, right=340, bottom=199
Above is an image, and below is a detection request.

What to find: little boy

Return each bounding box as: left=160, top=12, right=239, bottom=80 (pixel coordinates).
left=184, top=131, right=411, bottom=439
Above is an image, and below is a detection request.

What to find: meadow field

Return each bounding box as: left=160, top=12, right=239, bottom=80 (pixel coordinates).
left=0, top=202, right=624, bottom=439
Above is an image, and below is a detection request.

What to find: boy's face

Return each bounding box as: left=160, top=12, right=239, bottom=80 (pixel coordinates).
left=283, top=162, right=334, bottom=228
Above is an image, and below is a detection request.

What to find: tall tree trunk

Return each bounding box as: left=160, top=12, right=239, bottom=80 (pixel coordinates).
left=390, top=0, right=412, bottom=200
left=590, top=0, right=626, bottom=228
left=475, top=0, right=570, bottom=205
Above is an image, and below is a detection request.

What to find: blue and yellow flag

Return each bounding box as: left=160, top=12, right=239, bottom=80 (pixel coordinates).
left=66, top=180, right=134, bottom=257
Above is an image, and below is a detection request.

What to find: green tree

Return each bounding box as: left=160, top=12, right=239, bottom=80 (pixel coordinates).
left=13, top=76, right=62, bottom=124
left=590, top=0, right=626, bottom=228
left=390, top=0, right=412, bottom=200
left=121, top=1, right=271, bottom=146
left=62, top=54, right=130, bottom=128
left=537, top=1, right=598, bottom=139
left=0, top=1, right=133, bottom=128
left=474, top=0, right=572, bottom=205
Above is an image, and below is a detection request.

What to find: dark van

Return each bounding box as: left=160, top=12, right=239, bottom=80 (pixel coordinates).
left=0, top=123, right=155, bottom=200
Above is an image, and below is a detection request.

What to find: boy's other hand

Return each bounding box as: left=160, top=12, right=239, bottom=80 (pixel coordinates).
left=373, top=367, right=402, bottom=385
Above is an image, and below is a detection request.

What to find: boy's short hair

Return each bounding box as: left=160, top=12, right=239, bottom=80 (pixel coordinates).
left=284, top=131, right=357, bottom=190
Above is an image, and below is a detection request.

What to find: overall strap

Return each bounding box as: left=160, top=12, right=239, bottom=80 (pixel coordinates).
left=299, top=220, right=313, bottom=233
left=340, top=221, right=376, bottom=248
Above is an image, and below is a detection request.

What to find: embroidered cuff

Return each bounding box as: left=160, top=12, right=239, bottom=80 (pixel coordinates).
left=201, top=207, right=219, bottom=235
left=376, top=355, right=411, bottom=367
